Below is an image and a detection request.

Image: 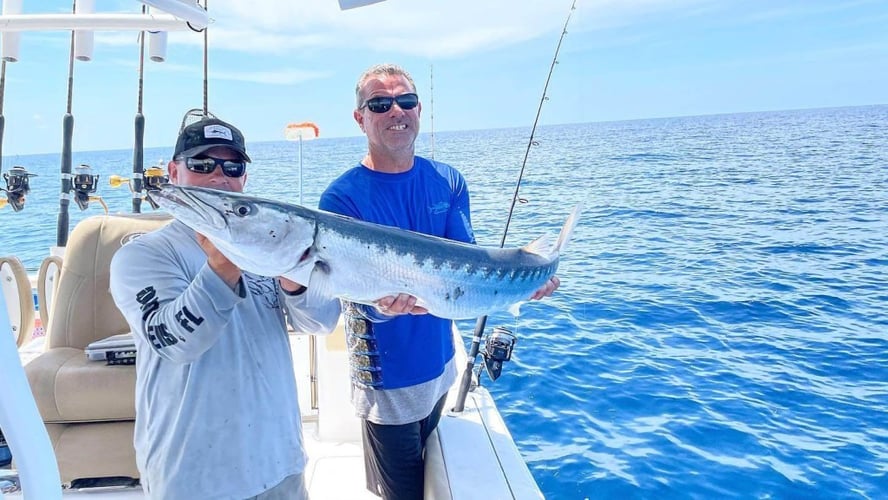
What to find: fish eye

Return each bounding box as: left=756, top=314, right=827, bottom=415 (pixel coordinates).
left=232, top=202, right=254, bottom=217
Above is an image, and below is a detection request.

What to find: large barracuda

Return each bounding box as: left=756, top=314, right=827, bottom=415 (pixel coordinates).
left=149, top=185, right=580, bottom=320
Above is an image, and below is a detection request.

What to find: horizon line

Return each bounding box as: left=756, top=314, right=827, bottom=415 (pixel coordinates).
left=3, top=102, right=885, bottom=159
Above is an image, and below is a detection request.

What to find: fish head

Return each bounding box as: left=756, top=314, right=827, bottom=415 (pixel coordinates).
left=149, top=184, right=316, bottom=278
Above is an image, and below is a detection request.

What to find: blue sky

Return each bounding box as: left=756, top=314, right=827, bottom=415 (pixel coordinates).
left=1, top=0, right=886, bottom=156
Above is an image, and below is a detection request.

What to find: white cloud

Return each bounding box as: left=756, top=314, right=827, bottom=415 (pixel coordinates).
left=97, top=56, right=325, bottom=85
left=210, top=68, right=332, bottom=85
left=204, top=0, right=580, bottom=58
left=79, top=0, right=725, bottom=60
left=192, top=0, right=730, bottom=58
left=736, top=0, right=882, bottom=24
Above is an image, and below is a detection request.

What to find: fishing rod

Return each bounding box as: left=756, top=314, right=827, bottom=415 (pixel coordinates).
left=177, top=0, right=211, bottom=128
left=453, top=0, right=577, bottom=413
left=112, top=4, right=178, bottom=208
left=201, top=0, right=208, bottom=116
left=430, top=63, right=435, bottom=160
left=0, top=60, right=5, bottom=174
left=1, top=30, right=38, bottom=213
left=55, top=1, right=77, bottom=247
left=131, top=4, right=147, bottom=213
left=204, top=0, right=210, bottom=116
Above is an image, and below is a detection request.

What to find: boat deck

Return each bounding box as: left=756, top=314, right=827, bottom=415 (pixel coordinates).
left=6, top=320, right=541, bottom=499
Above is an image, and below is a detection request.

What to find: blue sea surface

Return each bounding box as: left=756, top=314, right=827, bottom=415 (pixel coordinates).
left=2, top=105, right=887, bottom=498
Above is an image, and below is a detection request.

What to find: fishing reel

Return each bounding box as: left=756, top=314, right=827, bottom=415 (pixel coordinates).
left=141, top=165, right=169, bottom=209
left=482, top=326, right=516, bottom=381
left=109, top=163, right=169, bottom=209
left=1, top=166, right=37, bottom=212
left=143, top=164, right=170, bottom=191
left=453, top=324, right=519, bottom=412
left=72, top=164, right=99, bottom=210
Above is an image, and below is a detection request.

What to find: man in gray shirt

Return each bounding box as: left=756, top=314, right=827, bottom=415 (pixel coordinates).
left=110, top=116, right=339, bottom=499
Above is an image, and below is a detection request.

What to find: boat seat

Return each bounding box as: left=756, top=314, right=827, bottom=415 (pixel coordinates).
left=23, top=213, right=172, bottom=486
left=37, top=255, right=63, bottom=335
left=1, top=255, right=34, bottom=348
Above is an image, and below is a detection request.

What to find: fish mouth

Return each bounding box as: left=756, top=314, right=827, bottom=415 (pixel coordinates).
left=148, top=185, right=229, bottom=232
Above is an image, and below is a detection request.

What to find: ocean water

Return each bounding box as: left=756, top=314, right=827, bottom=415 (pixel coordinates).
left=2, top=104, right=887, bottom=498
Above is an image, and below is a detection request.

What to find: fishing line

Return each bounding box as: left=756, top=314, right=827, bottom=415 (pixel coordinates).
left=453, top=0, right=577, bottom=413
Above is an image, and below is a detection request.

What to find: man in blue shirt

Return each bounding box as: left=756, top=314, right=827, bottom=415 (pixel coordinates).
left=319, top=63, right=560, bottom=500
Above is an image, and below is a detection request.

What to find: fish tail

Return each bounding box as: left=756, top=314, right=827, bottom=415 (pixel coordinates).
left=553, top=203, right=582, bottom=256
left=522, top=203, right=582, bottom=259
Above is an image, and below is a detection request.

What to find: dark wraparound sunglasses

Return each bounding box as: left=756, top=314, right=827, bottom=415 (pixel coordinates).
left=360, top=93, right=419, bottom=114
left=181, top=157, right=247, bottom=178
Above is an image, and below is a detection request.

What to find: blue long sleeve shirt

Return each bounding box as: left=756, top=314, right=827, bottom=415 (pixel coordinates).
left=319, top=156, right=474, bottom=424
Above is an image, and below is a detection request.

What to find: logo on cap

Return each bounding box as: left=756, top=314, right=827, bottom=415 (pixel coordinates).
left=204, top=124, right=234, bottom=141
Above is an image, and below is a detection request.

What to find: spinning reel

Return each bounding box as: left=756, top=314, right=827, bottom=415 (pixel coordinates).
left=482, top=326, right=517, bottom=382
left=453, top=324, right=520, bottom=413
left=109, top=163, right=169, bottom=209
left=1, top=166, right=37, bottom=212
left=72, top=164, right=99, bottom=210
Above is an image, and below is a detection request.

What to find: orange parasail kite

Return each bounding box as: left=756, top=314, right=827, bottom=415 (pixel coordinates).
left=285, top=122, right=320, bottom=141
left=284, top=122, right=319, bottom=205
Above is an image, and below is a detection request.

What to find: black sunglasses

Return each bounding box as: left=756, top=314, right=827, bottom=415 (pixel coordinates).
left=181, top=157, right=247, bottom=178
left=361, top=93, right=419, bottom=114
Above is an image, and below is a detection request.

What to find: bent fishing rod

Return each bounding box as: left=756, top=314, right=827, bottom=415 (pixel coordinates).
left=453, top=0, right=578, bottom=413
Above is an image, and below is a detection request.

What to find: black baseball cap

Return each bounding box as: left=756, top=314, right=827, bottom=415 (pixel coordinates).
left=173, top=117, right=251, bottom=162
